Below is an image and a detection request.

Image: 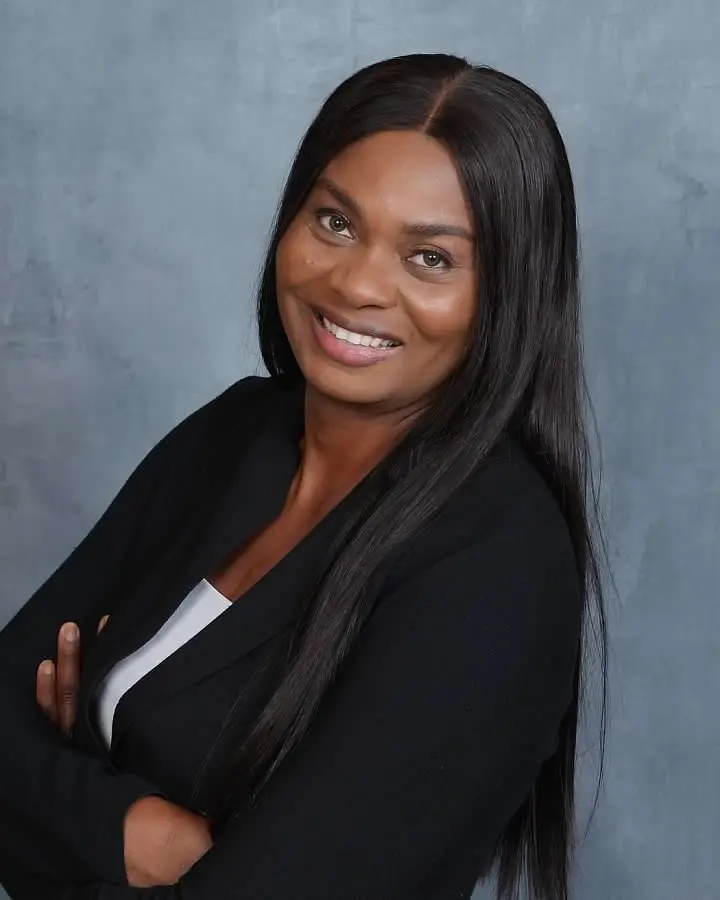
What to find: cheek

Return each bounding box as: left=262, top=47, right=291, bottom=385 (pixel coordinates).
left=276, top=224, right=326, bottom=289
left=408, top=291, right=476, bottom=353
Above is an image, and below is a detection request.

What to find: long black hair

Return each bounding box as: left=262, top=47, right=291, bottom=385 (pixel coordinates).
left=205, top=53, right=610, bottom=900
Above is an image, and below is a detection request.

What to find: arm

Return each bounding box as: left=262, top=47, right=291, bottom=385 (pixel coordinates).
left=0, top=379, right=254, bottom=887
left=64, top=506, right=582, bottom=899
left=0, top=812, right=90, bottom=900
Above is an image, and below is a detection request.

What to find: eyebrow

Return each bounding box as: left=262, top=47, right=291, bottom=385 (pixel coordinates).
left=315, top=177, right=475, bottom=243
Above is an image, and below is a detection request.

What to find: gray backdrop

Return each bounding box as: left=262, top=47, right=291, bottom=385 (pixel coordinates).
left=1, top=2, right=717, bottom=898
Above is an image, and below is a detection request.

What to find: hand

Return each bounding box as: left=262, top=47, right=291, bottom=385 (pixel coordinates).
left=36, top=619, right=213, bottom=886
left=36, top=615, right=110, bottom=737
left=123, top=795, right=214, bottom=886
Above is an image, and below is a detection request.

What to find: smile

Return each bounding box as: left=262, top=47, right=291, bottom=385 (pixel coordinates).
left=310, top=309, right=404, bottom=368
left=315, top=312, right=401, bottom=349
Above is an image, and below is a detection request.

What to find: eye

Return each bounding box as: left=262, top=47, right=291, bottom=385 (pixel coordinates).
left=315, top=210, right=353, bottom=239
left=408, top=249, right=454, bottom=271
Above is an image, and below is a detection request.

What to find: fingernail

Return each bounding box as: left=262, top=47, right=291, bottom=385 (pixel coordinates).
left=41, top=661, right=53, bottom=675
left=64, top=624, right=79, bottom=642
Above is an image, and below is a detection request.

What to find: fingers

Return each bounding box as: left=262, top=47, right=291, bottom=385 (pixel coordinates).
left=37, top=616, right=109, bottom=734
left=56, top=622, right=80, bottom=738
left=36, top=659, right=58, bottom=724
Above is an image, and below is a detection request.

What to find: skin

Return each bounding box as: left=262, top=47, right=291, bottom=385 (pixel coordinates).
left=36, top=617, right=212, bottom=887
left=274, top=128, right=478, bottom=513
left=37, top=128, right=479, bottom=885
left=35, top=617, right=108, bottom=737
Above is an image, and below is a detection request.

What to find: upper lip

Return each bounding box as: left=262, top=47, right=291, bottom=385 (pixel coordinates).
left=312, top=305, right=403, bottom=345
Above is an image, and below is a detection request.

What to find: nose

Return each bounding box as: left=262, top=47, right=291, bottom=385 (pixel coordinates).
left=327, top=244, right=396, bottom=309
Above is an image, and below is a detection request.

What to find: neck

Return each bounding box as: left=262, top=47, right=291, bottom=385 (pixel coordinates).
left=286, top=383, right=422, bottom=512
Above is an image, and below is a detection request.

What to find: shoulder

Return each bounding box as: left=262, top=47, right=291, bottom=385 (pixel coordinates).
left=120, top=374, right=283, bottom=509
left=144, top=374, right=283, bottom=461
left=177, top=374, right=282, bottom=435
left=376, top=435, right=583, bottom=653
left=391, top=434, right=577, bottom=582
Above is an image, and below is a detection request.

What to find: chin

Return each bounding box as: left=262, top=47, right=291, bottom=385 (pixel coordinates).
left=300, top=356, right=399, bottom=409
left=281, top=299, right=416, bottom=410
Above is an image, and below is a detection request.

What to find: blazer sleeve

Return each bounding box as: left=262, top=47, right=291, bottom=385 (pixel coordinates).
left=65, top=498, right=583, bottom=900
left=0, top=378, right=253, bottom=889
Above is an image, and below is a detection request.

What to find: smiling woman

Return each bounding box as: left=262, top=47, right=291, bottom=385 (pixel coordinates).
left=276, top=132, right=478, bottom=398
left=0, top=53, right=608, bottom=900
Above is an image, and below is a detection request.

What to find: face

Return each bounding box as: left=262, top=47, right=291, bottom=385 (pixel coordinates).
left=275, top=130, right=478, bottom=414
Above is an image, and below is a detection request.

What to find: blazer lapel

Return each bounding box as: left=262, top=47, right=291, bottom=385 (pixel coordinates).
left=108, top=510, right=338, bottom=755
left=78, top=379, right=309, bottom=756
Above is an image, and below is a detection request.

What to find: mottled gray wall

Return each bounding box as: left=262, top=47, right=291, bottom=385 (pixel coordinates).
left=1, top=2, right=717, bottom=898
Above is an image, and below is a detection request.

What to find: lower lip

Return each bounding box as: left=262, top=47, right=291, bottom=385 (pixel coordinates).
left=310, top=313, right=402, bottom=368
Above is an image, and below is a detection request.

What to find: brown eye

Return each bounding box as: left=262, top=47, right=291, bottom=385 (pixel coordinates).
left=328, top=214, right=348, bottom=232
left=409, top=249, right=453, bottom=271
left=422, top=251, right=444, bottom=267
left=316, top=210, right=352, bottom=237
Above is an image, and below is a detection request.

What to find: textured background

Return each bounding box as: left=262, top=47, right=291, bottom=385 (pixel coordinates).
left=1, top=2, right=718, bottom=898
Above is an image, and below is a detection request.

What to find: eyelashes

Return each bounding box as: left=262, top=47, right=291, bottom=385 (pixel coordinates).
left=313, top=209, right=456, bottom=272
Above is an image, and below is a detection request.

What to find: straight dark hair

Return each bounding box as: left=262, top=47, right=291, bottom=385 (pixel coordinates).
left=203, top=53, right=609, bottom=900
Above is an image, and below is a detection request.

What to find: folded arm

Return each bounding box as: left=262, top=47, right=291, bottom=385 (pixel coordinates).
left=0, top=380, right=251, bottom=890
left=62, top=507, right=582, bottom=899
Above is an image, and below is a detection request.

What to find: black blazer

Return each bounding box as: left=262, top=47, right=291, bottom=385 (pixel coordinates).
left=0, top=375, right=582, bottom=900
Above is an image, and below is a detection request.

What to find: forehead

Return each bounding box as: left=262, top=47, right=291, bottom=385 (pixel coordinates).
left=321, top=130, right=471, bottom=227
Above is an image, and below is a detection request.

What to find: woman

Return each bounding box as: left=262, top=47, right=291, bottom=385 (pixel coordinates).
left=0, top=53, right=608, bottom=900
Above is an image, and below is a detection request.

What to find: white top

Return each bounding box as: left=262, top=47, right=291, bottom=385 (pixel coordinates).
left=95, top=578, right=232, bottom=749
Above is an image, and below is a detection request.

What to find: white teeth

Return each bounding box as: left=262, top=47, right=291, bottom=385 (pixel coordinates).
left=320, top=315, right=397, bottom=349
